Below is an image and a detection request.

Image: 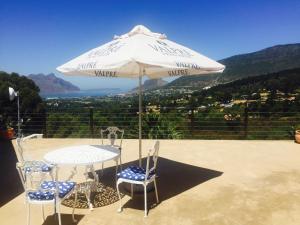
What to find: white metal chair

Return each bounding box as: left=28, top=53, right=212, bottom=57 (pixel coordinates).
left=100, top=126, right=124, bottom=172
left=116, top=141, right=159, bottom=217
left=16, top=162, right=78, bottom=225
left=16, top=134, right=54, bottom=180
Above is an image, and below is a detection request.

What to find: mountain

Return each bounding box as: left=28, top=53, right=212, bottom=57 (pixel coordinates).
left=167, top=43, right=300, bottom=88
left=131, top=78, right=168, bottom=92
left=205, top=67, right=300, bottom=97
left=218, top=43, right=300, bottom=82
left=165, top=74, right=219, bottom=89
left=28, top=73, right=80, bottom=94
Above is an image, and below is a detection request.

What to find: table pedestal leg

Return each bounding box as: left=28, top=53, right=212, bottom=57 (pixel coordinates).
left=67, top=166, right=77, bottom=181
left=90, top=165, right=99, bottom=183
left=83, top=165, right=98, bottom=210
left=85, top=187, right=93, bottom=211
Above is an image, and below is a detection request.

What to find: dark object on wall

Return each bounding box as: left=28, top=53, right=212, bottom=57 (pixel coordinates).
left=0, top=140, right=23, bottom=207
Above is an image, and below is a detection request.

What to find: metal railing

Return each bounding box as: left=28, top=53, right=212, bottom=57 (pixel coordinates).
left=8, top=107, right=300, bottom=140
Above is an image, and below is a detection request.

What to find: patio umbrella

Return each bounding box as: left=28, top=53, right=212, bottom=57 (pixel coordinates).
left=56, top=25, right=225, bottom=165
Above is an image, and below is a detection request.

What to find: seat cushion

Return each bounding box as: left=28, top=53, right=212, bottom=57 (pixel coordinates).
left=28, top=191, right=55, bottom=201
left=24, top=161, right=53, bottom=173
left=117, top=166, right=155, bottom=181
left=28, top=181, right=76, bottom=201
left=41, top=181, right=76, bottom=198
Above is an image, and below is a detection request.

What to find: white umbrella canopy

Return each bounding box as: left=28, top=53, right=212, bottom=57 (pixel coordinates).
left=57, top=25, right=225, bottom=165
left=57, top=25, right=225, bottom=78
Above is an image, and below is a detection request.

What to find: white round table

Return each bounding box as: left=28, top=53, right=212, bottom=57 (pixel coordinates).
left=44, top=145, right=121, bottom=210
left=44, top=144, right=120, bottom=166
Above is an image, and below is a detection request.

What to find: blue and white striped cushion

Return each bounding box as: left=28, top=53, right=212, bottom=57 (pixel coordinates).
left=41, top=181, right=76, bottom=198
left=28, top=181, right=76, bottom=200
left=28, top=191, right=55, bottom=200
left=117, top=166, right=155, bottom=181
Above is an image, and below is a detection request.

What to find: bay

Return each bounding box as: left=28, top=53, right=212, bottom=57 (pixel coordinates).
left=41, top=89, right=125, bottom=99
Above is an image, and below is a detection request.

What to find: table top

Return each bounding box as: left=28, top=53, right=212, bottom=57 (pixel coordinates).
left=44, top=145, right=120, bottom=166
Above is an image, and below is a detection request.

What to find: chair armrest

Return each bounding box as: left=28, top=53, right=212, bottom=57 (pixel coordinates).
left=16, top=162, right=23, bottom=169
left=23, top=134, right=43, bottom=141
left=100, top=129, right=104, bottom=145
left=119, top=129, right=124, bottom=148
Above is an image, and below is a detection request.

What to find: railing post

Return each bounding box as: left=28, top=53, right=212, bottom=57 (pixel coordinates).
left=244, top=102, right=248, bottom=139
left=190, top=110, right=194, bottom=139
left=44, top=112, right=48, bottom=138
left=89, top=107, right=94, bottom=138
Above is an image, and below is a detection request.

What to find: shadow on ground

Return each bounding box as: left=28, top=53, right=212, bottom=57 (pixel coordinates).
left=0, top=140, right=23, bottom=207
left=42, top=214, right=84, bottom=225
left=62, top=182, right=123, bottom=209
left=96, top=157, right=223, bottom=210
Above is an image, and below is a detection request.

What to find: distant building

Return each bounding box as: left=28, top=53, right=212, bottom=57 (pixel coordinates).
left=203, top=86, right=211, bottom=90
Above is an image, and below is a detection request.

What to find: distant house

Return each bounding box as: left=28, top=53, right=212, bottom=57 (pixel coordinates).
left=203, top=86, right=211, bottom=90
left=220, top=103, right=234, bottom=108
left=198, top=105, right=207, bottom=111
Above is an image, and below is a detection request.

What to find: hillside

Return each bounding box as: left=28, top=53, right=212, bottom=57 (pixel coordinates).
left=204, top=67, right=300, bottom=97
left=131, top=78, right=168, bottom=92
left=167, top=43, right=300, bottom=88
left=165, top=74, right=219, bottom=89
left=28, top=73, right=80, bottom=94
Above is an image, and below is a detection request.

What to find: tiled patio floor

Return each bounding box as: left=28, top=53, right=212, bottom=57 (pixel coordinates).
left=1, top=139, right=300, bottom=225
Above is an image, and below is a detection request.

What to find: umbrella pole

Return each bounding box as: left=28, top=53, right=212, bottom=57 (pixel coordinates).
left=138, top=74, right=142, bottom=166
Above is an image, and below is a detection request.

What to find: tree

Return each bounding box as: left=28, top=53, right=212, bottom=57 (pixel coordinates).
left=0, top=71, right=46, bottom=135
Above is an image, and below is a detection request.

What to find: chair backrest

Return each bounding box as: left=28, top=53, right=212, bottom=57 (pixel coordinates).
left=16, top=161, right=50, bottom=194
left=16, top=134, right=43, bottom=163
left=100, top=127, right=124, bottom=148
left=16, top=162, right=26, bottom=189
left=145, top=141, right=160, bottom=180
left=16, top=138, right=25, bottom=162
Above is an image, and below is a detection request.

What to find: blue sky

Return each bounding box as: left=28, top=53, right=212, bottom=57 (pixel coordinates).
left=1, top=0, right=300, bottom=90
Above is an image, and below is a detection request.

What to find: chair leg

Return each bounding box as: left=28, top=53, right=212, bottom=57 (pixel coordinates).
left=154, top=178, right=159, bottom=203
left=101, top=162, right=104, bottom=176
left=54, top=201, right=56, bottom=215
left=41, top=204, right=45, bottom=221
left=50, top=171, right=54, bottom=181
left=119, top=155, right=123, bottom=171
left=55, top=166, right=59, bottom=181
left=131, top=183, right=133, bottom=199
left=57, top=202, right=62, bottom=225
left=27, top=202, right=30, bottom=225
left=115, top=159, right=119, bottom=181
left=144, top=184, right=148, bottom=217
left=116, top=180, right=122, bottom=212
left=72, top=189, right=78, bottom=222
